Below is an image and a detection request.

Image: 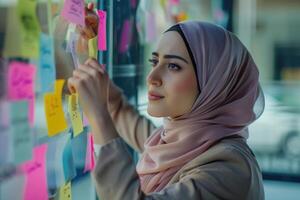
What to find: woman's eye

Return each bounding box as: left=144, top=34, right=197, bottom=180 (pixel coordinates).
left=148, top=59, right=158, bottom=67
left=168, top=63, right=181, bottom=71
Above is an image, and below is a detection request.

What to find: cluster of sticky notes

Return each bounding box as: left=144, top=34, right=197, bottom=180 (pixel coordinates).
left=68, top=93, right=83, bottom=137
left=44, top=80, right=68, bottom=137
left=19, top=144, right=49, bottom=200
left=7, top=61, right=36, bottom=126
left=61, top=0, right=85, bottom=26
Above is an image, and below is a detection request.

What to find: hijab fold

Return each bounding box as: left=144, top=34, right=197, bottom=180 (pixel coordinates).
left=136, top=21, right=264, bottom=193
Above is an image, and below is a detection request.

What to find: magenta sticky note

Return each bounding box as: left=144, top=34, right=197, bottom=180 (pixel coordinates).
left=61, top=0, right=85, bottom=26
left=97, top=10, right=107, bottom=51
left=19, top=144, right=48, bottom=200
left=119, top=19, right=132, bottom=53
left=7, top=61, right=36, bottom=126
left=7, top=61, right=36, bottom=101
left=84, top=133, right=95, bottom=172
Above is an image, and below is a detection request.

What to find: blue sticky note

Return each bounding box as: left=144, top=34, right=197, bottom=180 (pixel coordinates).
left=47, top=133, right=76, bottom=190
left=71, top=127, right=88, bottom=175
left=9, top=101, right=33, bottom=164
left=0, top=100, right=13, bottom=165
left=39, top=33, right=56, bottom=93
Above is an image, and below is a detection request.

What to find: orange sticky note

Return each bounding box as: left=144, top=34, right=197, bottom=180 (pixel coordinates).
left=44, top=80, right=68, bottom=137
left=59, top=181, right=72, bottom=200
left=68, top=93, right=83, bottom=137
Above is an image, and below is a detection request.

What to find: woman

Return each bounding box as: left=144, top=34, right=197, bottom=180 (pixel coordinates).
left=68, top=6, right=265, bottom=200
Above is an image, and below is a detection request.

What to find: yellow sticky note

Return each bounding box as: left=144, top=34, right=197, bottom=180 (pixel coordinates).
left=68, top=93, right=83, bottom=137
left=59, top=182, right=72, bottom=200
left=88, top=36, right=98, bottom=59
left=17, top=0, right=41, bottom=58
left=44, top=80, right=68, bottom=137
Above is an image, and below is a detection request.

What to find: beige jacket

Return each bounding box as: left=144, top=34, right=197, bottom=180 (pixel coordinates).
left=92, top=83, right=265, bottom=200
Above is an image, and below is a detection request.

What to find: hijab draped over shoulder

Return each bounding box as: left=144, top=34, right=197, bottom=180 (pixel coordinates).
left=136, top=21, right=265, bottom=194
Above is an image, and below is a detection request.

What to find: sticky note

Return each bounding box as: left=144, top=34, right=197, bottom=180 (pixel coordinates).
left=7, top=61, right=36, bottom=101
left=119, top=19, right=132, bottom=53
left=88, top=36, right=98, bottom=59
left=0, top=101, right=13, bottom=165
left=59, top=182, right=72, bottom=200
left=61, top=0, right=85, bottom=26
left=10, top=101, right=33, bottom=164
left=3, top=7, right=23, bottom=58
left=47, top=133, right=76, bottom=190
left=17, top=0, right=41, bottom=58
left=0, top=173, right=26, bottom=200
left=67, top=32, right=80, bottom=68
left=19, top=144, right=48, bottom=200
left=7, top=61, right=36, bottom=126
left=39, top=33, right=56, bottom=93
left=97, top=10, right=107, bottom=51
left=71, top=127, right=88, bottom=173
left=84, top=133, right=95, bottom=172
left=44, top=80, right=68, bottom=137
left=68, top=93, right=83, bottom=137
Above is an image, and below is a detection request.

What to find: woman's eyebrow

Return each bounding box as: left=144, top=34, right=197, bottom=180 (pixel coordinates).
left=152, top=52, right=189, bottom=64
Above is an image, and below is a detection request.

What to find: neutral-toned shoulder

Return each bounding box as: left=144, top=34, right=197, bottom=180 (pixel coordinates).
left=167, top=137, right=264, bottom=200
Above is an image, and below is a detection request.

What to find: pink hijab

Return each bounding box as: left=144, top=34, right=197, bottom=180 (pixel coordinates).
left=136, top=21, right=264, bottom=193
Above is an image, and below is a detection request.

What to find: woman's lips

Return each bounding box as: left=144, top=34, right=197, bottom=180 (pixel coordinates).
left=148, top=92, right=164, bottom=101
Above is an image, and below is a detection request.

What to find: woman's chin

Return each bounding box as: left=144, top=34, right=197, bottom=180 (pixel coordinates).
left=147, top=107, right=165, bottom=117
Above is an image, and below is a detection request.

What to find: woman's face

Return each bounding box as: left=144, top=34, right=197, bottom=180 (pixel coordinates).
left=147, top=31, right=199, bottom=118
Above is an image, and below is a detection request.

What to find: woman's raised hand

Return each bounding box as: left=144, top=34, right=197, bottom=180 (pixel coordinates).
left=67, top=58, right=109, bottom=122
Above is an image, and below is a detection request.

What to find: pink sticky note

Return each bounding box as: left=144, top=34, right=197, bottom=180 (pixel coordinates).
left=97, top=10, right=107, bottom=51
left=7, top=61, right=36, bottom=126
left=84, top=133, right=95, bottom=172
left=61, top=0, right=85, bottom=26
left=19, top=144, right=48, bottom=200
left=119, top=19, right=132, bottom=53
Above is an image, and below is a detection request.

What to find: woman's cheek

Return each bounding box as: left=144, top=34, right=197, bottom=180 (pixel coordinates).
left=172, top=75, right=197, bottom=93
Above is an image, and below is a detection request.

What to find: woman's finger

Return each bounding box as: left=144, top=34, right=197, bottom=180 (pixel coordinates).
left=84, top=58, right=105, bottom=74
left=78, top=63, right=101, bottom=80
left=67, top=77, right=78, bottom=94
left=87, top=2, right=94, bottom=10
left=73, top=68, right=90, bottom=81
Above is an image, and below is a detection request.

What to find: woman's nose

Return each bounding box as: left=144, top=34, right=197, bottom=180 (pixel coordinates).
left=147, top=68, right=162, bottom=87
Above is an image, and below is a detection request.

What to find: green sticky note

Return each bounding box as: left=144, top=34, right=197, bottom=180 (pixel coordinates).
left=17, top=0, right=41, bottom=58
